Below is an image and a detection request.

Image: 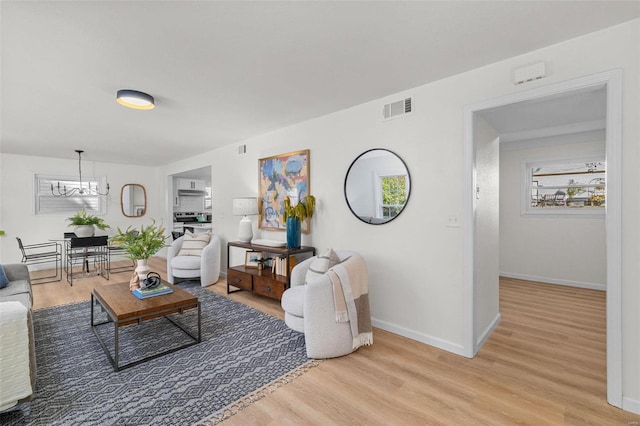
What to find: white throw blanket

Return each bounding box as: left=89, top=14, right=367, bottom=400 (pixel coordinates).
left=0, top=301, right=32, bottom=411
left=327, top=255, right=373, bottom=349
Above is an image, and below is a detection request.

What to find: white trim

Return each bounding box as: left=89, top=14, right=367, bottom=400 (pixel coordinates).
left=622, top=397, right=640, bottom=416
left=499, top=271, right=606, bottom=292
left=476, top=313, right=501, bottom=349
left=462, top=104, right=476, bottom=359
left=371, top=318, right=465, bottom=357
left=463, top=69, right=623, bottom=407
left=604, top=69, right=623, bottom=408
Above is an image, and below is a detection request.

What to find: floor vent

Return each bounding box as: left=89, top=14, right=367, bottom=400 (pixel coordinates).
left=383, top=97, right=413, bottom=120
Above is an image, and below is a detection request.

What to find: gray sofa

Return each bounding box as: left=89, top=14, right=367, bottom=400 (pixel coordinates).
left=0, top=264, right=36, bottom=412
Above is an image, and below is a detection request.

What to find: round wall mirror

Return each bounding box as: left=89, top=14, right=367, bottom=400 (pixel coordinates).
left=344, top=148, right=411, bottom=225
left=121, top=184, right=147, bottom=217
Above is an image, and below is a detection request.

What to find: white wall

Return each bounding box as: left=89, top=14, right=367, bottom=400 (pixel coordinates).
left=0, top=153, right=165, bottom=265
left=499, top=131, right=606, bottom=289
left=161, top=19, right=639, bottom=407
left=474, top=116, right=500, bottom=345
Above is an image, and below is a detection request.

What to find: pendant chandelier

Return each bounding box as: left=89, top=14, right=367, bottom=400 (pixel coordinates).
left=51, top=150, right=110, bottom=197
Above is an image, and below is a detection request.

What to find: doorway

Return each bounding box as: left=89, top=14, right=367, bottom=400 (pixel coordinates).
left=462, top=70, right=622, bottom=407
left=168, top=166, right=213, bottom=238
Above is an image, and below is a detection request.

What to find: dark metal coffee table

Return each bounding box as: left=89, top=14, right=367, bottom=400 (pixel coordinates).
left=91, top=281, right=200, bottom=371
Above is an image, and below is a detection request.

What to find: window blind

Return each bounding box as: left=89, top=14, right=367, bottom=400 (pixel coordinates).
left=34, top=174, right=106, bottom=215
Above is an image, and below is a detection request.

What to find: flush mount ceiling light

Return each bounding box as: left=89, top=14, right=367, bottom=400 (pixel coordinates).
left=116, top=89, right=155, bottom=110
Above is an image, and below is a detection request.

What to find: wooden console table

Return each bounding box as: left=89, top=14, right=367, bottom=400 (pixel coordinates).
left=227, top=241, right=316, bottom=300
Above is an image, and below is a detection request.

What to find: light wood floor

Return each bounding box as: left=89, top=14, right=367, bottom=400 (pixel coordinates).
left=30, top=260, right=639, bottom=424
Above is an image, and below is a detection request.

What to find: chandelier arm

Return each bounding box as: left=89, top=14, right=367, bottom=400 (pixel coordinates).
left=51, top=182, right=80, bottom=197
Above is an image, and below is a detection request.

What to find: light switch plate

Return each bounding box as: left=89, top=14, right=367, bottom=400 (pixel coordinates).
left=447, top=214, right=460, bottom=228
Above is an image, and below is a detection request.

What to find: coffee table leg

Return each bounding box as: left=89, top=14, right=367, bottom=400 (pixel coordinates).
left=93, top=299, right=199, bottom=372
left=114, top=321, right=119, bottom=371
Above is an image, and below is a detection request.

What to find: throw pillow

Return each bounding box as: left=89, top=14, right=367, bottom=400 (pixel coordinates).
left=177, top=231, right=211, bottom=256
left=0, top=265, right=9, bottom=289
left=305, top=248, right=341, bottom=284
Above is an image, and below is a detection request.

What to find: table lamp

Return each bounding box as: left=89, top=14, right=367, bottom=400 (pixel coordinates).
left=233, top=197, right=258, bottom=242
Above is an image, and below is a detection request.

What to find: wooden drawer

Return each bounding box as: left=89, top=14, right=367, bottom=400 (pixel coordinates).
left=227, top=269, right=252, bottom=291
left=253, top=276, right=286, bottom=300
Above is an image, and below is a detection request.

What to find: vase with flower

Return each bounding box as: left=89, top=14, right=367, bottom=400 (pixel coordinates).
left=283, top=195, right=315, bottom=249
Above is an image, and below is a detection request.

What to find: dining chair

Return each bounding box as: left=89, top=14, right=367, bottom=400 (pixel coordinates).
left=65, top=236, right=109, bottom=285
left=16, top=237, right=62, bottom=284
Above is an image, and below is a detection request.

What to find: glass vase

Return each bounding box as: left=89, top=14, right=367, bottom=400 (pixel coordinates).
left=286, top=217, right=301, bottom=249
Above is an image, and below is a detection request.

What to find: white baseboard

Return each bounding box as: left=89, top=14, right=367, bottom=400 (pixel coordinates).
left=476, top=313, right=501, bottom=350
left=371, top=317, right=465, bottom=357
left=623, top=397, right=640, bottom=415
left=499, top=271, right=606, bottom=292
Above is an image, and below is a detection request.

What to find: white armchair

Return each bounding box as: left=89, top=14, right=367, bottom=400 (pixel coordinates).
left=166, top=234, right=221, bottom=287
left=281, top=250, right=364, bottom=359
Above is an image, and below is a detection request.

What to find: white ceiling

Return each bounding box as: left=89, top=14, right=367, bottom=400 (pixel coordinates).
left=1, top=1, right=638, bottom=166
left=479, top=85, right=608, bottom=143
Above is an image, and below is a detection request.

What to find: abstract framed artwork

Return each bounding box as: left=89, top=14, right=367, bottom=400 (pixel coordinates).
left=258, top=149, right=311, bottom=233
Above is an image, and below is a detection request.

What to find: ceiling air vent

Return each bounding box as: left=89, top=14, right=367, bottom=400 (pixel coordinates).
left=383, top=97, right=413, bottom=120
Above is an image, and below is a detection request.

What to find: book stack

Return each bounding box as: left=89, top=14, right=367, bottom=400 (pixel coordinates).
left=132, top=283, right=173, bottom=299
left=270, top=255, right=297, bottom=276
left=271, top=256, right=287, bottom=276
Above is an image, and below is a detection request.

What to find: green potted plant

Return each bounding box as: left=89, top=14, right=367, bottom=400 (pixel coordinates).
left=566, top=179, right=585, bottom=206
left=67, top=209, right=110, bottom=237
left=111, top=220, right=168, bottom=280
left=283, top=195, right=316, bottom=249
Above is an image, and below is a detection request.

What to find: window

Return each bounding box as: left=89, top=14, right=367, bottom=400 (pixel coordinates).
left=204, top=187, right=212, bottom=210
left=523, top=158, right=605, bottom=216
left=378, top=174, right=408, bottom=219
left=34, top=174, right=107, bottom=215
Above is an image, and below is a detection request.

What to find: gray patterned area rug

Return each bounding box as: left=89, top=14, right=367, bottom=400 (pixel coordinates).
left=1, top=282, right=313, bottom=426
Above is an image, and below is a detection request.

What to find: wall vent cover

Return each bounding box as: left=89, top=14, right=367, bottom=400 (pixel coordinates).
left=383, top=97, right=413, bottom=120
left=513, top=62, right=546, bottom=85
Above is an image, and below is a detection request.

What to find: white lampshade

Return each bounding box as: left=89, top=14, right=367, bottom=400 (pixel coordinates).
left=232, top=197, right=258, bottom=216
left=233, top=197, right=258, bottom=242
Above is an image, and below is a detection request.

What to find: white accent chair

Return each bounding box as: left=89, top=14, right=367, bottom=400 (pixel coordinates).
left=281, top=250, right=362, bottom=359
left=166, top=234, right=221, bottom=287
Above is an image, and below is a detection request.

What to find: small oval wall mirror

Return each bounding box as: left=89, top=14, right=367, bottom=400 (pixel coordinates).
left=121, top=184, right=147, bottom=217
left=344, top=148, right=411, bottom=225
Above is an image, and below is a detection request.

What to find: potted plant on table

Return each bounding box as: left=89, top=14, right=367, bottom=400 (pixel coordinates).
left=67, top=209, right=110, bottom=237
left=283, top=195, right=316, bottom=249
left=111, top=220, right=168, bottom=281
left=565, top=179, right=585, bottom=207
